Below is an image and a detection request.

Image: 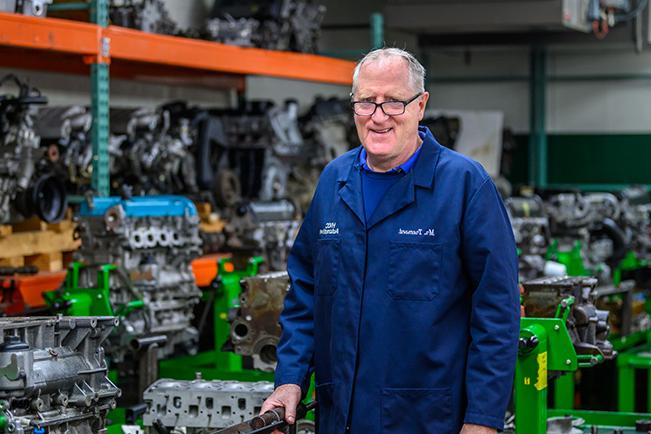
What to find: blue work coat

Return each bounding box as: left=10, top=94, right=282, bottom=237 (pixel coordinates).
left=275, top=126, right=520, bottom=434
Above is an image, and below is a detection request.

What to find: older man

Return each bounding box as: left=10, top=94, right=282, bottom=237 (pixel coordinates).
left=261, top=48, right=520, bottom=434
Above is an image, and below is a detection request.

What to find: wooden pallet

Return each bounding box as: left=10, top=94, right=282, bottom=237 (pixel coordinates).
left=0, top=213, right=80, bottom=272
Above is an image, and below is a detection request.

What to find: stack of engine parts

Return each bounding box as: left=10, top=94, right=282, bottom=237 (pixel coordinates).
left=0, top=0, right=51, bottom=17
left=0, top=316, right=120, bottom=434
left=112, top=103, right=198, bottom=196
left=205, top=0, right=326, bottom=53
left=109, top=0, right=178, bottom=35
left=228, top=271, right=290, bottom=372
left=0, top=75, right=67, bottom=225
left=521, top=275, right=615, bottom=364
left=46, top=196, right=202, bottom=364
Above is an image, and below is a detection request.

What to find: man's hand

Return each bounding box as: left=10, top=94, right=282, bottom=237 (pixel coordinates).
left=259, top=384, right=302, bottom=434
left=459, top=424, right=497, bottom=434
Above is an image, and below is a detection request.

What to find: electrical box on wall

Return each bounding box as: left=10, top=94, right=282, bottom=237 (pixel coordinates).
left=562, top=0, right=592, bottom=32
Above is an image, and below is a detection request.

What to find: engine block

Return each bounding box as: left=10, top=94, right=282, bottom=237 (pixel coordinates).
left=142, top=378, right=273, bottom=431
left=73, top=196, right=202, bottom=361
left=229, top=271, right=289, bottom=372
left=0, top=316, right=120, bottom=434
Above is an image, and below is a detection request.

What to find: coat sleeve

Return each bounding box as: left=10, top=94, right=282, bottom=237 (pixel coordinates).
left=274, top=200, right=317, bottom=394
left=461, top=177, right=520, bottom=430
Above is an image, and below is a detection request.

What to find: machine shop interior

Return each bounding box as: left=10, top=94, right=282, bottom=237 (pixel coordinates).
left=0, top=0, right=650, bottom=433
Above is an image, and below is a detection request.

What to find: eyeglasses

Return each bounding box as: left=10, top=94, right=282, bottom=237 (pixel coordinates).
left=350, top=93, right=423, bottom=116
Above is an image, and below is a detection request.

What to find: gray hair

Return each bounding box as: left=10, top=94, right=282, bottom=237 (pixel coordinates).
left=351, top=47, right=426, bottom=96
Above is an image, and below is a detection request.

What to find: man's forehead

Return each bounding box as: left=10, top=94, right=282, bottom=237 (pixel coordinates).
left=355, top=58, right=412, bottom=97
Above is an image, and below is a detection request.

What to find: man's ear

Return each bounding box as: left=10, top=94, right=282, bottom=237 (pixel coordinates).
left=418, top=91, right=430, bottom=121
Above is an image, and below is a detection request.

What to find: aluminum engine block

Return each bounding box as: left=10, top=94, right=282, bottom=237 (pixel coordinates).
left=229, top=271, right=289, bottom=372
left=0, top=316, right=120, bottom=434
left=142, top=378, right=273, bottom=431
left=75, top=196, right=202, bottom=361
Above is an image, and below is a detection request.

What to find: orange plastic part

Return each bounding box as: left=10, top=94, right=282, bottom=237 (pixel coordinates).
left=191, top=253, right=231, bottom=288
left=14, top=270, right=67, bottom=309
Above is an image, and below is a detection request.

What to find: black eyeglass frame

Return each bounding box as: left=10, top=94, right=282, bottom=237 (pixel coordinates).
left=350, top=92, right=423, bottom=116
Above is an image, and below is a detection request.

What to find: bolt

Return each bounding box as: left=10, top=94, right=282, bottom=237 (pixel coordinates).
left=565, top=359, right=572, bottom=365
left=554, top=325, right=560, bottom=331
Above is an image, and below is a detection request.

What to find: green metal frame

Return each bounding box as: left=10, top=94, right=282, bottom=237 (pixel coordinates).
left=616, top=330, right=651, bottom=412
left=89, top=0, right=110, bottom=197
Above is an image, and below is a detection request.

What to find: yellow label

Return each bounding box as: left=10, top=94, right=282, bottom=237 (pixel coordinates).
left=535, top=352, right=548, bottom=391
left=524, top=377, right=531, bottom=385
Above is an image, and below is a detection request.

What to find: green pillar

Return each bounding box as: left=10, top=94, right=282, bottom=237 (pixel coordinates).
left=515, top=323, right=549, bottom=434
left=528, top=46, right=547, bottom=187
left=553, top=372, right=575, bottom=409
left=617, top=356, right=635, bottom=412
left=370, top=13, right=384, bottom=50
left=90, top=0, right=110, bottom=197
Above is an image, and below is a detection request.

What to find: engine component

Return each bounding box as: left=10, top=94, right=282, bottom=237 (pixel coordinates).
left=0, top=0, right=51, bottom=16
left=117, top=104, right=198, bottom=195
left=224, top=200, right=300, bottom=271
left=110, top=0, right=178, bottom=35
left=50, top=196, right=202, bottom=362
left=142, top=378, right=274, bottom=432
left=59, top=105, right=94, bottom=190
left=205, top=0, right=325, bottom=53
left=0, top=316, right=120, bottom=434
left=505, top=195, right=552, bottom=280
left=0, top=75, right=67, bottom=224
left=521, top=276, right=615, bottom=362
left=229, top=271, right=289, bottom=372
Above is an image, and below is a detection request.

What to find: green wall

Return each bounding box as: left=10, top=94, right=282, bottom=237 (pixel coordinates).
left=509, top=134, right=651, bottom=188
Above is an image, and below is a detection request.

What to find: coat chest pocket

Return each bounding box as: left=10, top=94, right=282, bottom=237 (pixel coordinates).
left=387, top=241, right=442, bottom=301
left=315, top=238, right=340, bottom=296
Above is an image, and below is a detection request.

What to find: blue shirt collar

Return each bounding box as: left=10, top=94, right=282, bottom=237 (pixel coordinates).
left=359, top=129, right=425, bottom=173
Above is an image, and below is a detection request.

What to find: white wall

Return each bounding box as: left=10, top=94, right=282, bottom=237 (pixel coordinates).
left=423, top=44, right=651, bottom=134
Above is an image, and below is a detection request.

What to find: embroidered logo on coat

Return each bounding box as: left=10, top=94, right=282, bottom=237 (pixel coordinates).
left=399, top=228, right=435, bottom=237
left=319, top=222, right=339, bottom=235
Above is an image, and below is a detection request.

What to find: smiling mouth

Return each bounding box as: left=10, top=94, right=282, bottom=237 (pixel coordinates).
left=370, top=128, right=392, bottom=134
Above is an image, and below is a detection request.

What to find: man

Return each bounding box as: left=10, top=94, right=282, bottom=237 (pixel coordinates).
left=261, top=48, right=520, bottom=434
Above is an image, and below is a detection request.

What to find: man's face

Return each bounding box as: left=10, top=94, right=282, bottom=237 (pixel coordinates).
left=352, top=57, right=429, bottom=169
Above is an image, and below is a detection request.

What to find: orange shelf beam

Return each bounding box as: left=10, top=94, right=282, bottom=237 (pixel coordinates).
left=0, top=13, right=354, bottom=85
left=105, top=26, right=354, bottom=85
left=0, top=12, right=99, bottom=56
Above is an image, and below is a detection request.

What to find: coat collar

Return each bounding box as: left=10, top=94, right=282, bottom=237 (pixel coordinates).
left=336, top=126, right=442, bottom=227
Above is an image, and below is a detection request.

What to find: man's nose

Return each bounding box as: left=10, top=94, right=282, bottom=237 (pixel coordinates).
left=371, top=105, right=390, bottom=122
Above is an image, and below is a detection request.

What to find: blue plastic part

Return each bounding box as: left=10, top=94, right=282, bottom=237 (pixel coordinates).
left=33, top=428, right=45, bottom=434
left=79, top=196, right=198, bottom=218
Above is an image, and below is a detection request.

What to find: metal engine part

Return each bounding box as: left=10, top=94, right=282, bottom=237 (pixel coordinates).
left=0, top=316, right=120, bottom=434
left=116, top=104, right=197, bottom=195
left=505, top=195, right=551, bottom=279
left=211, top=100, right=304, bottom=202
left=0, top=0, right=51, bottom=16
left=59, top=106, right=94, bottom=190
left=224, top=200, right=300, bottom=271
left=205, top=0, right=325, bottom=53
left=73, top=196, right=202, bottom=361
left=142, top=378, right=273, bottom=432
left=522, top=276, right=615, bottom=362
left=0, top=74, right=67, bottom=224
left=229, top=271, right=289, bottom=372
left=620, top=186, right=651, bottom=260
left=110, top=0, right=178, bottom=35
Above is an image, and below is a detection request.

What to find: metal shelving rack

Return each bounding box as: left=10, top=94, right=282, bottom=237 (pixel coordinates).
left=0, top=1, right=355, bottom=196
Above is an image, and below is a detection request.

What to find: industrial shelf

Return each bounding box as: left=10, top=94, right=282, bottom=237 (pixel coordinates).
left=0, top=8, right=354, bottom=196
left=0, top=12, right=355, bottom=85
